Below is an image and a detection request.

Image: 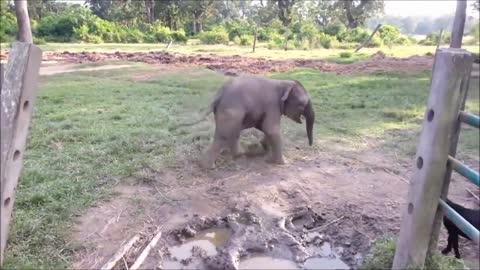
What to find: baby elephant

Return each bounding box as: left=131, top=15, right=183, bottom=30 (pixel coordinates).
left=199, top=75, right=315, bottom=169
left=442, top=199, right=480, bottom=259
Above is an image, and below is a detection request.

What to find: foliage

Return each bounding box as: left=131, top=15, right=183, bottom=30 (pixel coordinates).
left=340, top=51, right=352, bottom=58
left=0, top=10, right=16, bottom=42
left=339, top=27, right=370, bottom=43
left=171, top=29, right=188, bottom=43
left=361, top=236, right=467, bottom=270
left=233, top=34, right=253, bottom=46
left=378, top=25, right=401, bottom=45
left=419, top=31, right=451, bottom=46
left=199, top=28, right=229, bottom=45
left=322, top=22, right=347, bottom=37
left=224, top=19, right=254, bottom=41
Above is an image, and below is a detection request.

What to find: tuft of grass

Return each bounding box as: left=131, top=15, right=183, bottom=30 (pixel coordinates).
left=340, top=51, right=353, bottom=58
left=361, top=236, right=468, bottom=270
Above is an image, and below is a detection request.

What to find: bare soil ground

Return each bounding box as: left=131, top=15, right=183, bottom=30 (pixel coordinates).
left=29, top=54, right=478, bottom=269
left=70, top=141, right=479, bottom=269
left=4, top=50, right=435, bottom=76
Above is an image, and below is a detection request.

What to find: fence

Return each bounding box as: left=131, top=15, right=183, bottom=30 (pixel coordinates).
left=392, top=48, right=478, bottom=269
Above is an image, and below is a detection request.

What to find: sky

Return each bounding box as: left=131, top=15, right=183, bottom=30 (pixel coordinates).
left=385, top=0, right=479, bottom=18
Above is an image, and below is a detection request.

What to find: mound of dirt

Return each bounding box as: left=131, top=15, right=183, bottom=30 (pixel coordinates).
left=0, top=49, right=435, bottom=76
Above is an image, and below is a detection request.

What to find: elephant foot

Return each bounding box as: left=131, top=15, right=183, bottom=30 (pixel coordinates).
left=266, top=155, right=286, bottom=165
left=199, top=159, right=215, bottom=170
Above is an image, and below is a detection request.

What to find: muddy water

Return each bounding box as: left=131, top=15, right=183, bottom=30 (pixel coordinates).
left=239, top=256, right=300, bottom=269
left=304, top=257, right=350, bottom=269
left=169, top=228, right=231, bottom=260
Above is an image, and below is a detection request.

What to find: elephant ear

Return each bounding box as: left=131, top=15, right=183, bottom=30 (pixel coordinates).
left=280, top=83, right=294, bottom=114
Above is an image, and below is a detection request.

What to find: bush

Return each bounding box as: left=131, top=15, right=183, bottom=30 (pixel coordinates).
left=171, top=29, right=188, bottom=43
left=340, top=27, right=370, bottom=43
left=199, top=29, right=229, bottom=44
left=0, top=12, right=16, bottom=42
left=126, top=29, right=144, bottom=43
left=340, top=52, right=352, bottom=58
left=378, top=25, right=401, bottom=45
left=152, top=25, right=171, bottom=42
left=224, top=19, right=254, bottom=41
left=361, top=236, right=467, bottom=270
left=420, top=31, right=451, bottom=46
left=367, top=35, right=383, bottom=47
left=314, top=33, right=338, bottom=49
left=322, top=22, right=347, bottom=37
left=33, top=37, right=47, bottom=45
left=267, top=32, right=285, bottom=49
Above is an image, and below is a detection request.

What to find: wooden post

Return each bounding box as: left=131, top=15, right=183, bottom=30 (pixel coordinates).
left=450, top=0, right=467, bottom=48
left=14, top=0, right=33, bottom=44
left=0, top=42, right=43, bottom=266
left=392, top=48, right=473, bottom=269
left=252, top=25, right=258, bottom=53
left=427, top=69, right=472, bottom=254
left=354, top=24, right=382, bottom=53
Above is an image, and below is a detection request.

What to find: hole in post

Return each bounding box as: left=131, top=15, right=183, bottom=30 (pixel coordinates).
left=427, top=109, right=434, bottom=122
left=13, top=150, right=21, bottom=161
left=408, top=203, right=414, bottom=214
left=4, top=197, right=11, bottom=207
left=23, top=100, right=29, bottom=111
left=416, top=157, right=423, bottom=169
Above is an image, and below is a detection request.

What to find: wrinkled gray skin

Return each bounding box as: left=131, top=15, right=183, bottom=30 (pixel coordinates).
left=199, top=75, right=315, bottom=169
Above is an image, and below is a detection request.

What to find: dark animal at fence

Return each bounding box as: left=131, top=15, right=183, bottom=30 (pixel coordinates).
left=441, top=199, right=480, bottom=259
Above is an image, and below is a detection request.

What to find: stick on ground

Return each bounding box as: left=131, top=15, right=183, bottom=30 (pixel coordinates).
left=130, top=229, right=163, bottom=270
left=100, top=233, right=141, bottom=270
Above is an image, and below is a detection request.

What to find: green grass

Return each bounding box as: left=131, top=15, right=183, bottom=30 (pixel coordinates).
left=4, top=63, right=479, bottom=268
left=361, top=236, right=468, bottom=269
left=2, top=42, right=478, bottom=62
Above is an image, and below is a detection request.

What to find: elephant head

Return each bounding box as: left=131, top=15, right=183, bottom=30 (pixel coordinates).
left=280, top=80, right=315, bottom=146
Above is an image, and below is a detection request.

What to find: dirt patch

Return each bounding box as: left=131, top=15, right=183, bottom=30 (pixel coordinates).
left=70, top=144, right=479, bottom=269
left=40, top=64, right=132, bottom=76
left=0, top=50, right=435, bottom=76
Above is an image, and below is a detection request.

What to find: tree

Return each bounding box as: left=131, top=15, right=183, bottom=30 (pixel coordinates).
left=338, top=0, right=384, bottom=29
left=307, top=0, right=341, bottom=27
left=14, top=0, right=32, bottom=43
left=184, top=0, right=216, bottom=33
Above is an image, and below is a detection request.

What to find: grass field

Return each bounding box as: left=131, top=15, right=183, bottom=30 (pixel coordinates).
left=2, top=42, right=479, bottom=63
left=4, top=61, right=479, bottom=268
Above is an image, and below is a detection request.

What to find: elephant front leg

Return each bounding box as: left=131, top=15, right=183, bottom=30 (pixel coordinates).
left=230, top=136, right=244, bottom=158
left=264, top=130, right=285, bottom=165
left=200, top=139, right=223, bottom=169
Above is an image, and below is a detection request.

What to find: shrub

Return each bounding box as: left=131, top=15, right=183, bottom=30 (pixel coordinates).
left=367, top=35, right=383, bottom=47
left=257, top=27, right=277, bottom=42
left=152, top=25, right=171, bottom=42
left=239, top=34, right=252, bottom=46
left=420, top=31, right=451, bottom=46
left=224, top=19, right=253, bottom=40
left=171, top=29, right=188, bottom=43
left=33, top=37, right=47, bottom=45
left=340, top=27, right=370, bottom=43
left=267, top=32, right=285, bottom=49
left=322, top=22, right=346, bottom=37
left=314, top=33, right=337, bottom=49
left=199, top=29, right=229, bottom=44
left=378, top=25, right=401, bottom=45
left=0, top=11, right=16, bottom=42
left=471, top=23, right=479, bottom=42
left=340, top=52, right=352, bottom=58
left=126, top=29, right=144, bottom=43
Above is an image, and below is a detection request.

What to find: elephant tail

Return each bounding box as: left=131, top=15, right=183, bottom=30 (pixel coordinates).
left=175, top=88, right=223, bottom=128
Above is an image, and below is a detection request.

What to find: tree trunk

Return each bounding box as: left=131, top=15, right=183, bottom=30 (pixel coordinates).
left=192, top=14, right=197, bottom=34
left=343, top=0, right=358, bottom=29
left=198, top=22, right=203, bottom=33
left=14, top=0, right=33, bottom=43
left=450, top=0, right=467, bottom=48
left=252, top=25, right=258, bottom=53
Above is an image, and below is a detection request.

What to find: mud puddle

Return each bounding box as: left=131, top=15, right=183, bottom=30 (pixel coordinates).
left=156, top=205, right=359, bottom=270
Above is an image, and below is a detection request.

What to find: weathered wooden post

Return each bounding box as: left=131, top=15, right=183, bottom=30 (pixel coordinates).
left=392, top=48, right=473, bottom=269
left=252, top=24, right=258, bottom=53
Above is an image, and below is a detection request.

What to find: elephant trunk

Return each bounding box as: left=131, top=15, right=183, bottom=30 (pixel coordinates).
left=303, top=100, right=315, bottom=146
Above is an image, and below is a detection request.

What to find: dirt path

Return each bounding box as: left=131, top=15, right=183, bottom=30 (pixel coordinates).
left=3, top=50, right=435, bottom=76
left=71, top=145, right=479, bottom=269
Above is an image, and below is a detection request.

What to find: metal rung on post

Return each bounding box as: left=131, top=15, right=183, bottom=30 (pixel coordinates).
left=459, top=111, right=480, bottom=128
left=448, top=156, right=480, bottom=187
left=439, top=199, right=480, bottom=244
